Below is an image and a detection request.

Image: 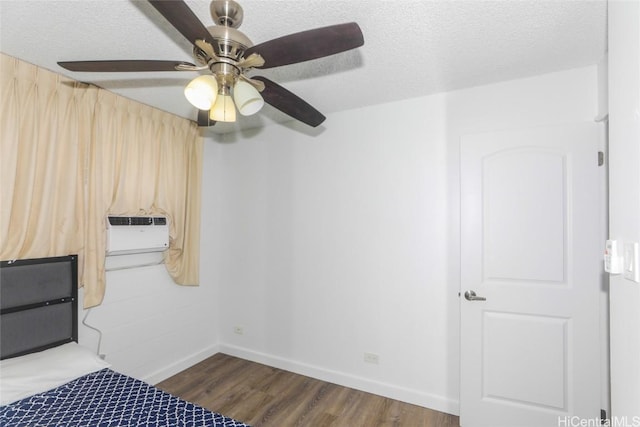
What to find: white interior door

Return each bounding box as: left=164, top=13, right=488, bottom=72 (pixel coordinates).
left=460, top=123, right=604, bottom=426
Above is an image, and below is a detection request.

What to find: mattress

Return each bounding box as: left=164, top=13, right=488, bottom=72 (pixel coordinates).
left=0, top=368, right=248, bottom=427
left=0, top=343, right=249, bottom=427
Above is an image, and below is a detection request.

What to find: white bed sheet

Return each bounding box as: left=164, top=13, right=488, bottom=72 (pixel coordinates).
left=0, top=342, right=111, bottom=405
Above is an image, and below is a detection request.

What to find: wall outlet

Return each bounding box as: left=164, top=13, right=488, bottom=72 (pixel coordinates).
left=233, top=326, right=244, bottom=335
left=364, top=352, right=379, bottom=364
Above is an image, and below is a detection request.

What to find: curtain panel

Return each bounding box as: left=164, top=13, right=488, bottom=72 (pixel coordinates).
left=0, top=54, right=203, bottom=308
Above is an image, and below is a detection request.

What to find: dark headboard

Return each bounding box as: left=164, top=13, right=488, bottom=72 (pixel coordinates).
left=0, top=255, right=78, bottom=360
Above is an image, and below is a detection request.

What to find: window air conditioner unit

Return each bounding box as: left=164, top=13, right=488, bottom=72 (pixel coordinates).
left=106, top=216, right=169, bottom=255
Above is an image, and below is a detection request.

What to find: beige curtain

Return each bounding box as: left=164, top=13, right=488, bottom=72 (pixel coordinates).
left=1, top=54, right=203, bottom=308
left=0, top=55, right=96, bottom=278
left=85, top=90, right=203, bottom=307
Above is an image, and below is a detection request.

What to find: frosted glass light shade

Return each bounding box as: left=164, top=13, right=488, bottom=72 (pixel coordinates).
left=233, top=80, right=264, bottom=116
left=209, top=94, right=237, bottom=122
left=184, top=75, right=218, bottom=110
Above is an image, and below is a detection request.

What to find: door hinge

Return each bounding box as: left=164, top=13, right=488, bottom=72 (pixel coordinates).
left=601, top=409, right=607, bottom=425
left=598, top=151, right=605, bottom=167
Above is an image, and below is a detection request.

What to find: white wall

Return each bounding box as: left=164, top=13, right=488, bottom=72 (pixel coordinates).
left=206, top=65, right=600, bottom=414
left=608, top=0, right=640, bottom=418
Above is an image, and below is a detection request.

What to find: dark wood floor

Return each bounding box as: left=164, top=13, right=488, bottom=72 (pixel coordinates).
left=156, top=353, right=460, bottom=427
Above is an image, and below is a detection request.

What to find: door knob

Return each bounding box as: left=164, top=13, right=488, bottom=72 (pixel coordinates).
left=464, top=290, right=486, bottom=301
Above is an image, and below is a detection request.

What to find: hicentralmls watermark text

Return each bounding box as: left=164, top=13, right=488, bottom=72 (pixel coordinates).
left=558, top=416, right=640, bottom=427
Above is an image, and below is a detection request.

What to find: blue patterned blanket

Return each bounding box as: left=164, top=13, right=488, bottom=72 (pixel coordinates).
left=0, top=368, right=250, bottom=427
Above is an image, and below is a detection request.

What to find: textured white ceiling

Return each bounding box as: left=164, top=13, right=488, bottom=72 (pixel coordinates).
left=0, top=0, right=607, bottom=134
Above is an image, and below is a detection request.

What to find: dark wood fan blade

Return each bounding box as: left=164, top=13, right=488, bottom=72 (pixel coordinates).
left=197, top=109, right=217, bottom=127
left=58, top=60, right=195, bottom=72
left=253, top=76, right=325, bottom=127
left=148, top=0, right=215, bottom=46
left=245, top=22, right=364, bottom=69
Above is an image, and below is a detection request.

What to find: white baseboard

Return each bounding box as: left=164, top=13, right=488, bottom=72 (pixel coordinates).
left=218, top=343, right=460, bottom=416
left=144, top=343, right=221, bottom=385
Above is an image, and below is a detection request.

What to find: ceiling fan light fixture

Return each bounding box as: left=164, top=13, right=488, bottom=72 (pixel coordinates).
left=210, top=87, right=237, bottom=122
left=233, top=80, right=264, bottom=116
left=184, top=75, right=218, bottom=110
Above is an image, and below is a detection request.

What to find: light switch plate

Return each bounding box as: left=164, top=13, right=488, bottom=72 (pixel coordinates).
left=623, top=242, right=640, bottom=283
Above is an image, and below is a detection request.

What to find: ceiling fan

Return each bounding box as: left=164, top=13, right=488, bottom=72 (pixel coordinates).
left=57, top=0, right=364, bottom=128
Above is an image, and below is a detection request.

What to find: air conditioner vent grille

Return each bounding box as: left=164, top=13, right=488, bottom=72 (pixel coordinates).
left=108, top=216, right=157, bottom=226
left=153, top=217, right=167, bottom=226
left=131, top=217, right=152, bottom=226
left=108, top=216, right=129, bottom=226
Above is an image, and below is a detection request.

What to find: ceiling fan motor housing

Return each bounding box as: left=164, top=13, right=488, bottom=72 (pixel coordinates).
left=210, top=0, right=243, bottom=28
left=193, top=1, right=254, bottom=69
left=204, top=25, right=253, bottom=63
